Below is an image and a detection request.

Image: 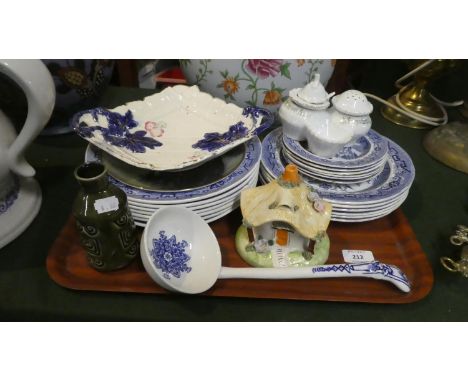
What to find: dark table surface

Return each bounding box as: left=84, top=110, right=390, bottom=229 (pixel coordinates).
left=1, top=80, right=468, bottom=321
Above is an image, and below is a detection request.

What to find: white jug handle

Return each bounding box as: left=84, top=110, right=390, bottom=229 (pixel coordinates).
left=0, top=59, right=55, bottom=177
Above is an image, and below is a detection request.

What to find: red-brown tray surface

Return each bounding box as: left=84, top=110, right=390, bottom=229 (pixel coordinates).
left=46, top=209, right=433, bottom=303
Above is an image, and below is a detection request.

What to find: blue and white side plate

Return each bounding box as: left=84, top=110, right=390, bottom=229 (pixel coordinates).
left=282, top=143, right=387, bottom=175
left=85, top=135, right=261, bottom=202
left=282, top=129, right=388, bottom=169
left=282, top=149, right=386, bottom=184
left=73, top=85, right=273, bottom=171
left=262, top=129, right=414, bottom=205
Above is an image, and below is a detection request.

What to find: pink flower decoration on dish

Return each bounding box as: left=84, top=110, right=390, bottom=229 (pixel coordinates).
left=246, top=59, right=283, bottom=79
left=145, top=121, right=165, bottom=138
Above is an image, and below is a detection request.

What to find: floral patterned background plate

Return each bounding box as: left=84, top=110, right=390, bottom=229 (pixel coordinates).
left=72, top=85, right=273, bottom=171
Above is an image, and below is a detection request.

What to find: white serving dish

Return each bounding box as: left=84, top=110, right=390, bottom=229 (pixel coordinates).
left=73, top=85, right=273, bottom=171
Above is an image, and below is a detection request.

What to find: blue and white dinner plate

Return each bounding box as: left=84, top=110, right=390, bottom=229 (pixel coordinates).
left=282, top=128, right=388, bottom=169
left=133, top=199, right=241, bottom=227
left=127, top=166, right=258, bottom=207
left=260, top=167, right=410, bottom=222
left=262, top=128, right=414, bottom=205
left=85, top=136, right=261, bottom=203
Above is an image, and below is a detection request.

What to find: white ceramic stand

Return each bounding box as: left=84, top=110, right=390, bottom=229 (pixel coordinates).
left=0, top=176, right=42, bottom=249
left=0, top=60, right=55, bottom=250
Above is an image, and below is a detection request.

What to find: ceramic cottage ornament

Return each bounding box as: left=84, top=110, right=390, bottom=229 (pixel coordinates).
left=235, top=164, right=332, bottom=268
left=279, top=74, right=373, bottom=158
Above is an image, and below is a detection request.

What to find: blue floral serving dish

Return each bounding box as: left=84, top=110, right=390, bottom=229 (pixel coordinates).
left=72, top=85, right=273, bottom=171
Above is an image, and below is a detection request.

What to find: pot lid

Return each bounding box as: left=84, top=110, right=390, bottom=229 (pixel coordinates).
left=289, top=74, right=334, bottom=110
left=331, top=90, right=373, bottom=116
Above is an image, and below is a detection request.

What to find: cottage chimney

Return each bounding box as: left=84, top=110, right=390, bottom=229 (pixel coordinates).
left=281, top=164, right=300, bottom=185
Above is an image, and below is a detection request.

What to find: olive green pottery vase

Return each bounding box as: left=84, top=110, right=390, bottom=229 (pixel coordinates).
left=73, top=162, right=139, bottom=271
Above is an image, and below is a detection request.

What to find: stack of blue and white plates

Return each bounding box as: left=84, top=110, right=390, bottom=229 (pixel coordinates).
left=282, top=130, right=388, bottom=184
left=259, top=128, right=415, bottom=223
left=85, top=136, right=261, bottom=227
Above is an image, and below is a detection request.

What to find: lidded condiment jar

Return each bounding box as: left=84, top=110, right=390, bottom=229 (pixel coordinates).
left=279, top=73, right=335, bottom=140
left=279, top=74, right=375, bottom=158
left=289, top=74, right=334, bottom=110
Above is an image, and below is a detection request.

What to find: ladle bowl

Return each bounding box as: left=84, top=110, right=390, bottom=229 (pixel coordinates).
left=140, top=206, right=411, bottom=294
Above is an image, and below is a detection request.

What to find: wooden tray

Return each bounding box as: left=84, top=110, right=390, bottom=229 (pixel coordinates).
left=46, top=209, right=433, bottom=303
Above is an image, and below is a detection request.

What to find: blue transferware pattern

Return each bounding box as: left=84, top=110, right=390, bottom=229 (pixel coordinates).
left=280, top=149, right=389, bottom=189
left=312, top=261, right=410, bottom=290
left=281, top=149, right=385, bottom=184
left=151, top=230, right=192, bottom=280
left=192, top=106, right=273, bottom=152
left=242, top=106, right=265, bottom=124
left=73, top=108, right=162, bottom=153
left=193, top=122, right=249, bottom=151
left=262, top=129, right=415, bottom=203
left=85, top=136, right=261, bottom=201
left=0, top=176, right=19, bottom=216
left=282, top=129, right=387, bottom=168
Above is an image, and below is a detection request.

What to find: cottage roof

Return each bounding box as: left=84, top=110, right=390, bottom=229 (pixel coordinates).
left=240, top=177, right=332, bottom=239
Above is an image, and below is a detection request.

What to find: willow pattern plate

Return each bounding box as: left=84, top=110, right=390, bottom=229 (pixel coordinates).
left=84, top=136, right=261, bottom=202
left=100, top=143, right=245, bottom=192
left=72, top=85, right=273, bottom=171
left=282, top=129, right=388, bottom=169
left=262, top=129, right=414, bottom=204
left=126, top=166, right=259, bottom=207
left=282, top=149, right=386, bottom=184
left=127, top=170, right=258, bottom=212
left=133, top=201, right=240, bottom=227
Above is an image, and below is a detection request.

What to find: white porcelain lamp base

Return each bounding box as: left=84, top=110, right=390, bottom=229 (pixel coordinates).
left=0, top=177, right=42, bottom=250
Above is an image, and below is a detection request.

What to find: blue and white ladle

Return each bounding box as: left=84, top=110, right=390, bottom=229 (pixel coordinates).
left=140, top=206, right=411, bottom=294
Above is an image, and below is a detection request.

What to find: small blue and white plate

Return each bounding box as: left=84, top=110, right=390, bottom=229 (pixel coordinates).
left=282, top=143, right=387, bottom=175
left=282, top=129, right=388, bottom=169
left=281, top=149, right=386, bottom=184
left=262, top=129, right=414, bottom=205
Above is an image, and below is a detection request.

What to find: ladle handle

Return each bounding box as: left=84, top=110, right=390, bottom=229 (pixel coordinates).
left=218, top=261, right=410, bottom=293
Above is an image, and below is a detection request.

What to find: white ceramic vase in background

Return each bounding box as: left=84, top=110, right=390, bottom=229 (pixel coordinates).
left=0, top=60, right=55, bottom=249
left=179, top=59, right=336, bottom=114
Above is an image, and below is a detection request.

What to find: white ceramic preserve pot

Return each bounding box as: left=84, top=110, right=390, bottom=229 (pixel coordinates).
left=279, top=75, right=374, bottom=158
left=279, top=73, right=335, bottom=140
left=179, top=59, right=336, bottom=114
left=304, top=114, right=354, bottom=158
left=0, top=60, right=55, bottom=249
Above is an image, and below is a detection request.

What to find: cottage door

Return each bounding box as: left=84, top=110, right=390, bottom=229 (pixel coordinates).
left=275, top=229, right=289, bottom=246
